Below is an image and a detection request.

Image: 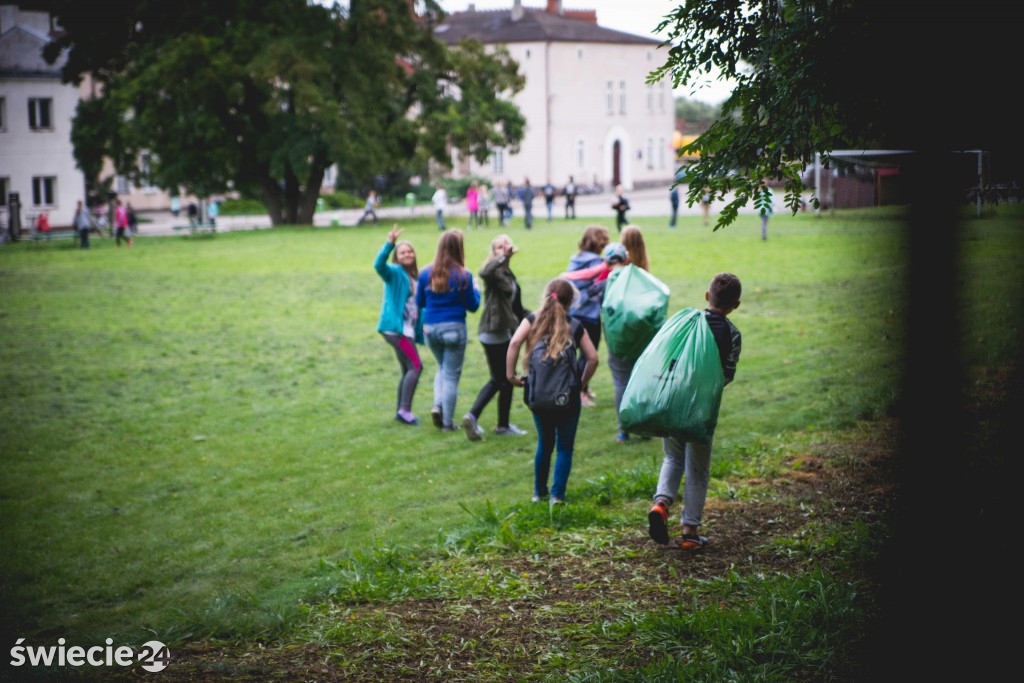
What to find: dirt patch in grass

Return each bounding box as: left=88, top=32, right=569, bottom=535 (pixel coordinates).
left=83, top=422, right=899, bottom=682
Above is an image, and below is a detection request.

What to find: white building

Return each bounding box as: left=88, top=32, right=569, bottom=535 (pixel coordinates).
left=0, top=3, right=85, bottom=231
left=435, top=0, right=676, bottom=192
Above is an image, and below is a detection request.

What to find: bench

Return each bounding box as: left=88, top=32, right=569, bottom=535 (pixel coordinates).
left=174, top=221, right=217, bottom=234
left=31, top=230, right=79, bottom=242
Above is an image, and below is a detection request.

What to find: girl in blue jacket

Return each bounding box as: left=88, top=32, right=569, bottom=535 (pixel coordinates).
left=374, top=224, right=425, bottom=425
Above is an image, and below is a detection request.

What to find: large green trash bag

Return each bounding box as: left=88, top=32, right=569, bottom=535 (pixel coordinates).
left=618, top=307, right=725, bottom=444
left=602, top=265, right=671, bottom=361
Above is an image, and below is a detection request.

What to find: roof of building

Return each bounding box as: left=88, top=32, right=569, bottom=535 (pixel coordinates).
left=434, top=6, right=661, bottom=46
left=0, top=22, right=64, bottom=77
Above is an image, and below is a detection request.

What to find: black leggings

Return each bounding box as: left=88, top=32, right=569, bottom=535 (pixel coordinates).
left=468, top=340, right=513, bottom=427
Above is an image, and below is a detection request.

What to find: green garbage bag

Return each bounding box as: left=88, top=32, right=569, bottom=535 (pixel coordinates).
left=602, top=265, right=670, bottom=362
left=618, top=307, right=725, bottom=444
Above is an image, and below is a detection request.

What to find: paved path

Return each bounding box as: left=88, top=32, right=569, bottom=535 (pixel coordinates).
left=134, top=186, right=759, bottom=238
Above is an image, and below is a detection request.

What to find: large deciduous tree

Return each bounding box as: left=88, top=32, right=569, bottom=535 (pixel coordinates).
left=42, top=0, right=525, bottom=225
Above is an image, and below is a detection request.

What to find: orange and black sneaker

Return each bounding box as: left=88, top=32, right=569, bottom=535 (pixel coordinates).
left=678, top=534, right=709, bottom=551
left=647, top=501, right=669, bottom=545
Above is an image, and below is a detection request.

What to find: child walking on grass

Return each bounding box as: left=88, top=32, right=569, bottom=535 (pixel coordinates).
left=647, top=273, right=742, bottom=550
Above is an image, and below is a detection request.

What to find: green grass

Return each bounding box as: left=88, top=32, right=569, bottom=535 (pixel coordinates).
left=1, top=204, right=1020, bottom=660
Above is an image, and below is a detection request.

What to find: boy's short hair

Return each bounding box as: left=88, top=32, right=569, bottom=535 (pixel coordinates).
left=708, top=272, right=742, bottom=309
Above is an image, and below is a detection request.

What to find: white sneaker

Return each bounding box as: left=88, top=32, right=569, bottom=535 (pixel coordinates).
left=462, top=413, right=484, bottom=441
left=495, top=424, right=528, bottom=436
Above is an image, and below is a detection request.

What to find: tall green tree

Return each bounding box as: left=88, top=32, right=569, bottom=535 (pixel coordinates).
left=652, top=0, right=1021, bottom=229
left=42, top=0, right=525, bottom=225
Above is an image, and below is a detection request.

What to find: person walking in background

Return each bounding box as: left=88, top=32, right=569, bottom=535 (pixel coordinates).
left=542, top=179, right=556, bottom=222
left=611, top=185, right=630, bottom=232
left=463, top=234, right=530, bottom=441
left=507, top=278, right=599, bottom=505
left=170, top=195, right=181, bottom=218
left=492, top=182, right=510, bottom=227
left=187, top=200, right=198, bottom=227
left=648, top=273, right=743, bottom=551
left=416, top=229, right=481, bottom=432
left=564, top=225, right=610, bottom=407
left=113, top=198, right=133, bottom=248
left=564, top=176, right=577, bottom=219
left=700, top=188, right=712, bottom=226
left=374, top=224, right=424, bottom=426
left=357, top=190, right=380, bottom=225
left=126, top=203, right=138, bottom=235
left=431, top=185, right=448, bottom=230
left=73, top=200, right=91, bottom=249
left=207, top=198, right=219, bottom=227
left=669, top=186, right=680, bottom=228
left=758, top=184, right=774, bottom=241
left=520, top=178, right=536, bottom=229
left=465, top=181, right=480, bottom=229
left=478, top=184, right=491, bottom=227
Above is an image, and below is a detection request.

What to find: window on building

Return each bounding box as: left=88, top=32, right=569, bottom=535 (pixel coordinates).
left=658, top=82, right=666, bottom=113
left=28, top=98, right=52, bottom=130
left=525, top=49, right=531, bottom=59
left=575, top=139, right=586, bottom=170
left=139, top=152, right=157, bottom=192
left=490, top=147, right=505, bottom=175
left=577, top=48, right=584, bottom=59
left=646, top=138, right=654, bottom=170
left=0, top=177, right=8, bottom=205
left=606, top=81, right=614, bottom=115
left=32, top=176, right=56, bottom=206
left=619, top=81, right=627, bottom=115
left=659, top=137, right=666, bottom=169
left=0, top=97, right=6, bottom=131
left=115, top=175, right=130, bottom=194
left=646, top=85, right=654, bottom=114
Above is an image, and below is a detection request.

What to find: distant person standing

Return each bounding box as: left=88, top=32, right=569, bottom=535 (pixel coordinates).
left=126, top=203, right=138, bottom=234
left=207, top=198, right=219, bottom=227
left=611, top=185, right=630, bottom=232
left=564, top=176, right=577, bottom=219
left=669, top=186, right=680, bottom=228
left=492, top=182, right=510, bottom=227
left=542, top=180, right=556, bottom=221
left=170, top=195, right=181, bottom=218
left=357, top=190, right=380, bottom=225
left=187, top=201, right=199, bottom=227
left=478, top=184, right=491, bottom=227
left=73, top=200, right=91, bottom=249
left=431, top=185, right=448, bottom=230
left=700, top=188, right=712, bottom=226
left=520, top=178, right=536, bottom=229
left=465, top=181, right=480, bottom=229
left=759, top=185, right=774, bottom=241
left=114, top=198, right=133, bottom=247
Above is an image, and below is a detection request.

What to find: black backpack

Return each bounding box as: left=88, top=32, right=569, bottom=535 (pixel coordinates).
left=523, top=321, right=582, bottom=413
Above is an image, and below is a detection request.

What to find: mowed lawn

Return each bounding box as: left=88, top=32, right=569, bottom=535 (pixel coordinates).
left=4, top=204, right=992, bottom=645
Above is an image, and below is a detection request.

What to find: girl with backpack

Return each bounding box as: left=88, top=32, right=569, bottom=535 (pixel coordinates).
left=507, top=278, right=598, bottom=504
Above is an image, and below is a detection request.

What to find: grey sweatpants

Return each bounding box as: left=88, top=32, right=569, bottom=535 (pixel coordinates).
left=654, top=436, right=712, bottom=529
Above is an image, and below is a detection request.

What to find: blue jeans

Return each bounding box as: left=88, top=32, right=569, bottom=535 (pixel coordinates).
left=425, top=321, right=467, bottom=427
left=531, top=406, right=581, bottom=499
left=436, top=209, right=446, bottom=230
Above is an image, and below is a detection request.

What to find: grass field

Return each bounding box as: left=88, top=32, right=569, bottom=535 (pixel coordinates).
left=1, top=204, right=1020, bottom=677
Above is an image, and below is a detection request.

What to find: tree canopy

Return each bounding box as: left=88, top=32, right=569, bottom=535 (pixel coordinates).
left=653, top=0, right=1022, bottom=229
left=42, top=0, right=525, bottom=225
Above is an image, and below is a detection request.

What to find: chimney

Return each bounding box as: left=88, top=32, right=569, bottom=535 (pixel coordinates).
left=546, top=0, right=563, bottom=14
left=511, top=0, right=525, bottom=22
